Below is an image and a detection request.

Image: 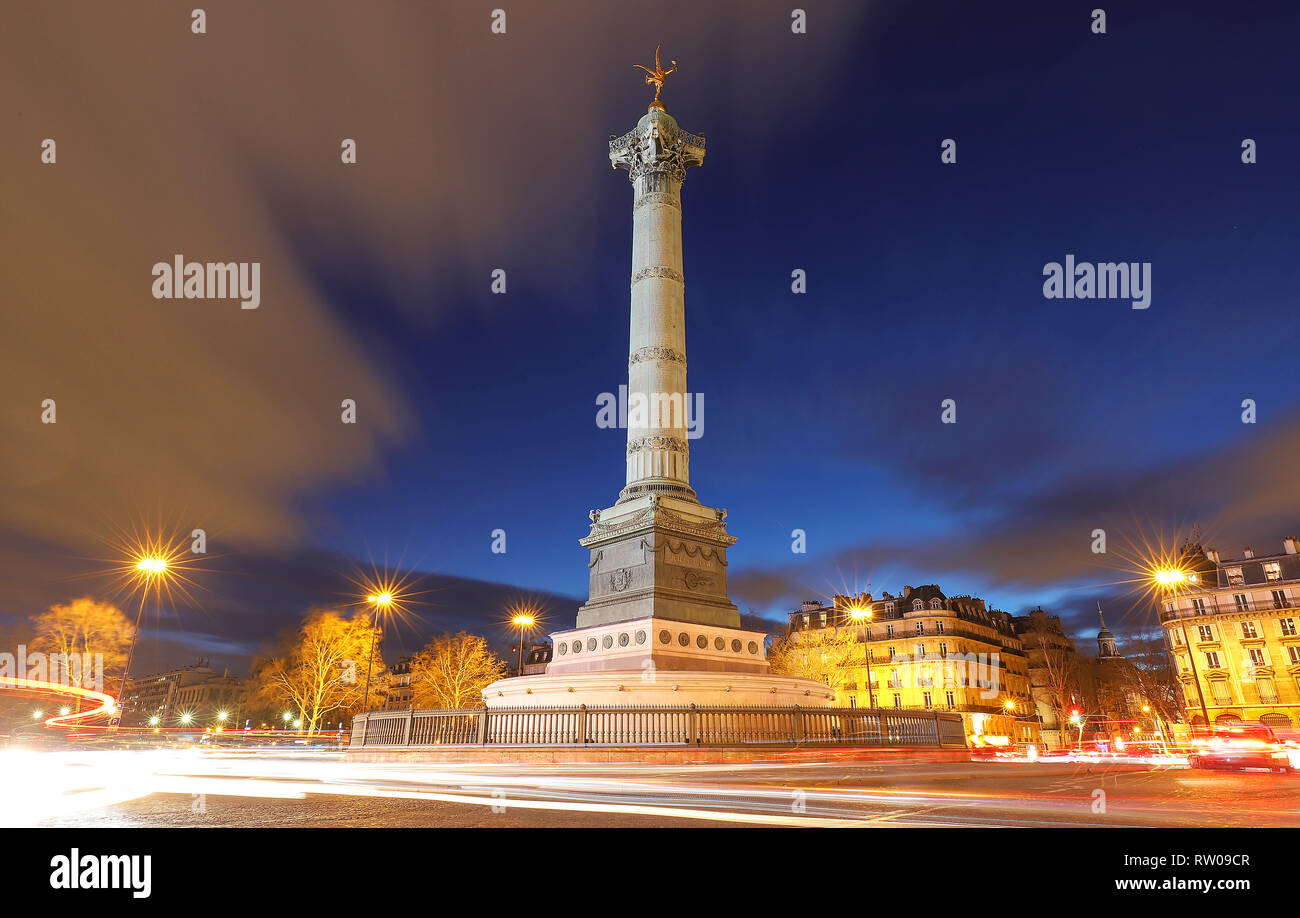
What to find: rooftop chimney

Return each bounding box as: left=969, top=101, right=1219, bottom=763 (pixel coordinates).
left=1285, top=537, right=1300, bottom=555
left=903, top=585, right=914, bottom=596
left=801, top=600, right=822, bottom=612
left=1244, top=546, right=1255, bottom=559
left=1205, top=548, right=1220, bottom=563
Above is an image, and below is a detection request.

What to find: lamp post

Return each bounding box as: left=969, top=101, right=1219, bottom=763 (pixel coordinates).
left=848, top=607, right=875, bottom=708
left=512, top=613, right=536, bottom=676
left=1069, top=710, right=1084, bottom=751
left=1154, top=568, right=1211, bottom=730
left=116, top=555, right=171, bottom=717
left=361, top=592, right=392, bottom=712
left=1003, top=697, right=1018, bottom=742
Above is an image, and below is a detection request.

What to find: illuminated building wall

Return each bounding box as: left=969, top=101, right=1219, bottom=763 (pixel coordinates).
left=1162, top=538, right=1300, bottom=731
left=788, top=587, right=1040, bottom=745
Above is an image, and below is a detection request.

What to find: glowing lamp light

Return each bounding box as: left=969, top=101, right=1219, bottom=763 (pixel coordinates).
left=180, top=713, right=193, bottom=725
left=59, top=706, right=71, bottom=716
left=148, top=715, right=160, bottom=726
left=217, top=710, right=228, bottom=722
left=32, top=710, right=43, bottom=720
left=512, top=614, right=536, bottom=627
left=135, top=557, right=169, bottom=575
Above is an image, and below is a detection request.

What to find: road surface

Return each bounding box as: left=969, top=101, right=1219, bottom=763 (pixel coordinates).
left=11, top=747, right=1299, bottom=828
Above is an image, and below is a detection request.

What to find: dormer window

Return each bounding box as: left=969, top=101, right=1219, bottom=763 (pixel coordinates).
left=1264, top=562, right=1282, bottom=582
left=1226, top=567, right=1245, bottom=586
left=912, top=600, right=925, bottom=612
left=929, top=598, right=943, bottom=610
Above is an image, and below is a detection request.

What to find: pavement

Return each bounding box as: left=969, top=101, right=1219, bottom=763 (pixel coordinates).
left=14, top=746, right=1300, bottom=828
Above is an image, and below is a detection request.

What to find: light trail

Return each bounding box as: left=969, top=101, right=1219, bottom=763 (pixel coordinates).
left=3, top=743, right=1296, bottom=828
left=0, top=675, right=117, bottom=727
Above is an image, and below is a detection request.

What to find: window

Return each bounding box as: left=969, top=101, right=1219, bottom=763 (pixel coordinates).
left=888, top=646, right=896, bottom=660
left=915, top=622, right=925, bottom=634
left=936, top=621, right=945, bottom=634
left=1241, top=621, right=1259, bottom=639
left=1288, top=646, right=1300, bottom=666
left=1211, top=681, right=1233, bottom=705
left=1248, top=647, right=1267, bottom=666
left=929, top=599, right=943, bottom=610
left=885, top=624, right=895, bottom=638
left=1264, top=561, right=1282, bottom=582
left=1167, top=628, right=1184, bottom=647
left=923, top=691, right=933, bottom=708
left=1272, top=590, right=1289, bottom=610
left=945, top=691, right=955, bottom=708
left=1280, top=618, right=1297, bottom=637
left=1197, top=624, right=1214, bottom=642
left=938, top=642, right=948, bottom=656
left=1191, top=597, right=1207, bottom=615
left=913, top=600, right=925, bottom=612
left=914, top=643, right=925, bottom=658
left=1226, top=567, right=1245, bottom=586
left=1204, top=651, right=1222, bottom=668
left=1233, top=593, right=1250, bottom=612
left=1257, top=679, right=1279, bottom=704
left=893, top=693, right=901, bottom=708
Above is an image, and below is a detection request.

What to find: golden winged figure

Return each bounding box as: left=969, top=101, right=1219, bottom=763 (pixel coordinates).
left=634, top=45, right=677, bottom=109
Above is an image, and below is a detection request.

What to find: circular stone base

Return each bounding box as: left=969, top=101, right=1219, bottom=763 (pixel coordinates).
left=483, top=670, right=836, bottom=708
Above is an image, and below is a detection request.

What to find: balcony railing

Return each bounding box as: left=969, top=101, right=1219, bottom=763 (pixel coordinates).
left=1161, top=596, right=1298, bottom=622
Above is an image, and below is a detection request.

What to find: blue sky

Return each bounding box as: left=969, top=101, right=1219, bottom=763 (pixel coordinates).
left=4, top=0, right=1300, bottom=672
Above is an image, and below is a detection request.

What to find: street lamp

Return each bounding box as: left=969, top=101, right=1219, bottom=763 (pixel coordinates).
left=361, top=592, right=393, bottom=712
left=848, top=606, right=875, bottom=707
left=1154, top=567, right=1211, bottom=730
left=511, top=612, right=537, bottom=677
left=32, top=710, right=42, bottom=721
left=1069, top=710, right=1084, bottom=750
left=116, top=554, right=172, bottom=713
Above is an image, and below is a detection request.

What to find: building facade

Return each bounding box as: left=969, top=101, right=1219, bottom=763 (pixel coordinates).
left=383, top=658, right=413, bottom=710
left=1161, top=537, right=1300, bottom=732
left=788, top=587, right=1040, bottom=745
left=121, top=660, right=244, bottom=728
left=521, top=640, right=552, bottom=676
left=1011, top=607, right=1085, bottom=750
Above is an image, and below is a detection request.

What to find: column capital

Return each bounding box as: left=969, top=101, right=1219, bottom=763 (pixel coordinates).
left=609, top=108, right=705, bottom=182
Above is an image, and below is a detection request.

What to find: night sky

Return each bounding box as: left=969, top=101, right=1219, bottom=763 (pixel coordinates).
left=3, top=0, right=1299, bottom=674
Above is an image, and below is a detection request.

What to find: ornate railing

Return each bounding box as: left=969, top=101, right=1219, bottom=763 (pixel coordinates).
left=351, top=704, right=966, bottom=749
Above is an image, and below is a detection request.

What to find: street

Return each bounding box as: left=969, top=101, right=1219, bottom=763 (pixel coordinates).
left=14, top=747, right=1300, bottom=828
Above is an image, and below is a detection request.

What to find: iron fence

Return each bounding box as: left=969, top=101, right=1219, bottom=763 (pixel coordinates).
left=351, top=704, right=966, bottom=749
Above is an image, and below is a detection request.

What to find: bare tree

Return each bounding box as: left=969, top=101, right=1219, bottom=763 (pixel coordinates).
left=768, top=626, right=860, bottom=695
left=252, top=608, right=382, bottom=736
left=409, top=632, right=507, bottom=710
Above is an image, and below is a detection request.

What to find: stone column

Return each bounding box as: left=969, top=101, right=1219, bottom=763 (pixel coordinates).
left=609, top=108, right=706, bottom=504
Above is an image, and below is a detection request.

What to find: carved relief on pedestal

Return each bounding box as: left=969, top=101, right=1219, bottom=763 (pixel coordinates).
left=609, top=568, right=632, bottom=592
